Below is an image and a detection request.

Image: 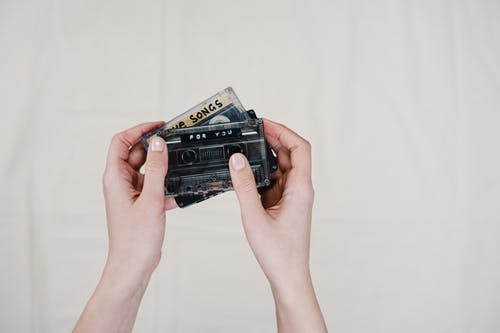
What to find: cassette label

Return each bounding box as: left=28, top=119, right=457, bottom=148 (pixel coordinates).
left=142, top=87, right=248, bottom=146
left=180, top=128, right=242, bottom=143
left=169, top=95, right=230, bottom=129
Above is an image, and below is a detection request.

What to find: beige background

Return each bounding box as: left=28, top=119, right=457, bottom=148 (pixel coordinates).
left=1, top=0, right=500, bottom=332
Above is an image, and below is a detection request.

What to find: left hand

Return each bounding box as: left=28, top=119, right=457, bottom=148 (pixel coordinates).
left=74, top=122, right=177, bottom=333
left=101, top=122, right=177, bottom=289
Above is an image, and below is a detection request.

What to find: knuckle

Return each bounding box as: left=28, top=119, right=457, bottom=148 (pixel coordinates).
left=308, top=184, right=315, bottom=201
left=241, top=182, right=255, bottom=193
left=102, top=169, right=114, bottom=192
left=145, top=158, right=167, bottom=174
left=235, top=174, right=256, bottom=193
left=298, top=182, right=314, bottom=202
left=302, top=138, right=312, bottom=151
left=110, top=133, right=121, bottom=146
left=151, top=251, right=162, bottom=270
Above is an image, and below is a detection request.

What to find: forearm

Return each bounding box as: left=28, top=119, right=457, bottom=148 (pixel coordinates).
left=73, top=264, right=151, bottom=333
left=270, top=272, right=327, bottom=333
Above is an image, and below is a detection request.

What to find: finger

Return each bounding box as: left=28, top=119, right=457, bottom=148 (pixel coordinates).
left=270, top=168, right=283, bottom=180
left=266, top=136, right=291, bottom=175
left=132, top=172, right=144, bottom=192
left=260, top=181, right=285, bottom=209
left=128, top=141, right=147, bottom=171
left=263, top=118, right=312, bottom=179
left=102, top=164, right=136, bottom=203
left=164, top=197, right=178, bottom=211
left=106, top=121, right=164, bottom=168
left=140, top=136, right=169, bottom=202
left=274, top=146, right=292, bottom=173
left=229, top=153, right=266, bottom=221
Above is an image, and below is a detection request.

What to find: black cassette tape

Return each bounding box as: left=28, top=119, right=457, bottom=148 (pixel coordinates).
left=161, top=118, right=273, bottom=199
left=142, top=88, right=277, bottom=207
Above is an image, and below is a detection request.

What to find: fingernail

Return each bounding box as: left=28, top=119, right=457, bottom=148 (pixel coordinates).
left=231, top=153, right=245, bottom=170
left=151, top=136, right=164, bottom=152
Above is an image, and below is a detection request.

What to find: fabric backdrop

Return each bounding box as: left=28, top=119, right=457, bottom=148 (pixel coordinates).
left=1, top=0, right=499, bottom=332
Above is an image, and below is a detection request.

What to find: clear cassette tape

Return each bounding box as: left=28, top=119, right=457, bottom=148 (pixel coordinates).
left=142, top=87, right=249, bottom=147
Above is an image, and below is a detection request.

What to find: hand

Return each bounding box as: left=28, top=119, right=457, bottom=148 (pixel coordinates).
left=101, top=122, right=176, bottom=287
left=229, top=119, right=327, bottom=332
left=229, top=119, right=314, bottom=288
left=74, top=122, right=176, bottom=333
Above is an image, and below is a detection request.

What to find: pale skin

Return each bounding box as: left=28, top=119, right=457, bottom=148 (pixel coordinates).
left=73, top=119, right=327, bottom=333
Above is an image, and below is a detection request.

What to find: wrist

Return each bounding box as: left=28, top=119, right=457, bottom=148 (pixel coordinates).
left=99, top=258, right=153, bottom=300
left=269, top=267, right=315, bottom=304
left=269, top=267, right=316, bottom=306
left=269, top=269, right=327, bottom=332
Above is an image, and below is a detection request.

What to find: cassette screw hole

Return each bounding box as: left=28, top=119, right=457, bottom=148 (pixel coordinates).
left=181, top=149, right=197, bottom=164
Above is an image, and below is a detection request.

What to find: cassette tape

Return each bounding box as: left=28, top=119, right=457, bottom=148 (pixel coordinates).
left=141, top=88, right=277, bottom=208
left=142, top=87, right=249, bottom=148
left=162, top=118, right=272, bottom=199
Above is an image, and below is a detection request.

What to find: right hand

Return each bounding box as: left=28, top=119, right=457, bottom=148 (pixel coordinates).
left=228, top=118, right=315, bottom=289
left=229, top=119, right=327, bottom=332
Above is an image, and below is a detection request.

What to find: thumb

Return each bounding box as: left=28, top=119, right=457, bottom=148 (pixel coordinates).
left=141, top=136, right=168, bottom=201
left=229, top=153, right=266, bottom=220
